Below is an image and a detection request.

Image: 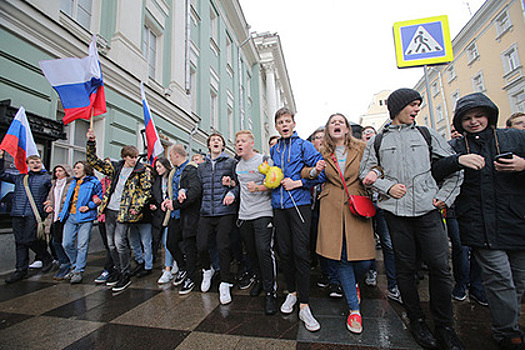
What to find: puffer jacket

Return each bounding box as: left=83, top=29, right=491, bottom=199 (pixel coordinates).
left=0, top=159, right=51, bottom=217
left=59, top=175, right=103, bottom=223
left=359, top=123, right=463, bottom=217
left=86, top=140, right=152, bottom=223
left=198, top=153, right=238, bottom=217
left=270, top=132, right=323, bottom=209
left=447, top=93, right=525, bottom=249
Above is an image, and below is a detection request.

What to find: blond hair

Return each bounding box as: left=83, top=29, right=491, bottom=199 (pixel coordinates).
left=235, top=130, right=254, bottom=141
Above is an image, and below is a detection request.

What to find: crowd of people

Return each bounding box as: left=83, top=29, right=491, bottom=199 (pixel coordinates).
left=1, top=90, right=524, bottom=350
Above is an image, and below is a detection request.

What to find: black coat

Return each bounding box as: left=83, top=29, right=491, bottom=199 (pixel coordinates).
left=437, top=93, right=525, bottom=250
left=169, top=162, right=202, bottom=235
left=450, top=127, right=525, bottom=250
left=197, top=153, right=238, bottom=217
left=151, top=175, right=168, bottom=230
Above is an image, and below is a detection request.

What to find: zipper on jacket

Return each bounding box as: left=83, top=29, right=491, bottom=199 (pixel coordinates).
left=280, top=139, right=285, bottom=209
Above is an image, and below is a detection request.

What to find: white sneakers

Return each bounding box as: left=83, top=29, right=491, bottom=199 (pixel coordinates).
left=201, top=267, right=215, bottom=292
left=280, top=293, right=297, bottom=314
left=219, top=282, right=233, bottom=305
left=157, top=270, right=173, bottom=284
left=299, top=305, right=321, bottom=332
left=29, top=260, right=43, bottom=269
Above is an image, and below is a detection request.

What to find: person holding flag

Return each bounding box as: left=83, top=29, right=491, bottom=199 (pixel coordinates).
left=39, top=35, right=106, bottom=125
left=0, top=107, right=53, bottom=283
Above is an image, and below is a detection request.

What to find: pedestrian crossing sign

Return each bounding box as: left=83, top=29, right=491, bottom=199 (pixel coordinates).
left=393, top=15, right=453, bottom=68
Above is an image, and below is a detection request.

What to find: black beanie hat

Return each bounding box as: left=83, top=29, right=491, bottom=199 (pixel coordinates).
left=387, top=88, right=423, bottom=119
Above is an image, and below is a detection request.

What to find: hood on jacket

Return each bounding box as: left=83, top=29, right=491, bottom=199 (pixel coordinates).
left=52, top=164, right=73, bottom=180
left=453, top=93, right=499, bottom=134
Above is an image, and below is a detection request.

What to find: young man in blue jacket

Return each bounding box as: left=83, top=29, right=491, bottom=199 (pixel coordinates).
left=0, top=152, right=53, bottom=283
left=197, top=133, right=239, bottom=305
left=270, top=107, right=325, bottom=332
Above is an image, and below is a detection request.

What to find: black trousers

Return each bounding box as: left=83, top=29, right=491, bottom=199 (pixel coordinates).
left=197, top=215, right=234, bottom=284
left=239, top=216, right=276, bottom=293
left=98, top=221, right=116, bottom=273
left=274, top=205, right=312, bottom=304
left=167, top=218, right=197, bottom=281
left=12, top=216, right=52, bottom=271
left=384, top=210, right=453, bottom=326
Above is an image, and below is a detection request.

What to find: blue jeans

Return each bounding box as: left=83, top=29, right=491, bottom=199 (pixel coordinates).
left=447, top=216, right=484, bottom=293
left=51, top=221, right=70, bottom=268
left=62, top=214, right=93, bottom=273
left=335, top=238, right=372, bottom=310
left=162, top=227, right=174, bottom=268
left=129, top=223, right=153, bottom=270
left=374, top=208, right=397, bottom=290
left=319, top=256, right=339, bottom=284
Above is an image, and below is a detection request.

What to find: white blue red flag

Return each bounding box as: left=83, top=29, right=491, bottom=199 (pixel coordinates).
left=0, top=107, right=40, bottom=174
left=141, top=82, right=164, bottom=164
left=38, top=36, right=106, bottom=125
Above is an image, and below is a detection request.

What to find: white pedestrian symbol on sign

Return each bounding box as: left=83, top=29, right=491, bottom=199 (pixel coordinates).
left=405, top=26, right=443, bottom=55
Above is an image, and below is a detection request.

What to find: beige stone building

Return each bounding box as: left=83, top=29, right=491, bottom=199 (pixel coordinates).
left=359, top=90, right=391, bottom=131
left=414, top=0, right=525, bottom=139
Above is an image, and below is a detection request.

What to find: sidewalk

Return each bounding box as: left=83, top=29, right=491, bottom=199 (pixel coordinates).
left=0, top=250, right=521, bottom=349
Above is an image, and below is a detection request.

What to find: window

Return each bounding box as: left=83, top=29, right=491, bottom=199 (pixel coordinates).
left=431, top=81, right=440, bottom=97
left=190, top=66, right=198, bottom=112
left=142, top=26, right=157, bottom=79
left=472, top=72, right=486, bottom=93
left=435, top=104, right=444, bottom=122
left=52, top=115, right=89, bottom=166
left=467, top=42, right=479, bottom=64
left=451, top=90, right=460, bottom=109
left=446, top=65, right=456, bottom=83
left=60, top=0, right=92, bottom=29
left=495, top=10, right=512, bottom=38
left=423, top=115, right=429, bottom=127
left=511, top=89, right=525, bottom=112
left=227, top=91, right=234, bottom=140
left=210, top=89, right=218, bottom=129
left=226, top=34, right=233, bottom=75
left=210, top=8, right=219, bottom=55
left=502, top=45, right=520, bottom=74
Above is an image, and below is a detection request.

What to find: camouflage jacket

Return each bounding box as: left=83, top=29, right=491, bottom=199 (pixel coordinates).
left=86, top=140, right=152, bottom=223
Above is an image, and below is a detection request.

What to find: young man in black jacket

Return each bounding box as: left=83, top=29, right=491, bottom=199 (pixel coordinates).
left=433, top=93, right=525, bottom=350
left=163, top=144, right=201, bottom=295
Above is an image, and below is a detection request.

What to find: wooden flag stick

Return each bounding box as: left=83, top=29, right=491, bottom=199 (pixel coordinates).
left=90, top=108, right=94, bottom=129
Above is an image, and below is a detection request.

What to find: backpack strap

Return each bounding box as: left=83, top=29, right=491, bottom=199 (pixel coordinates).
left=23, top=175, right=45, bottom=240
left=373, top=132, right=384, bottom=167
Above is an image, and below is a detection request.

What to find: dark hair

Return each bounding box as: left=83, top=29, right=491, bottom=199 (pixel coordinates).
left=121, top=145, right=139, bottom=158
left=52, top=165, right=71, bottom=180
left=274, top=107, right=295, bottom=123
left=506, top=112, right=525, bottom=127
left=207, top=133, right=226, bottom=151
left=74, top=160, right=94, bottom=177
left=153, top=157, right=172, bottom=178
left=269, top=135, right=280, bottom=146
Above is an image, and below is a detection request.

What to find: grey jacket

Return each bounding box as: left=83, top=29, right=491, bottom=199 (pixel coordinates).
left=359, top=123, right=463, bottom=217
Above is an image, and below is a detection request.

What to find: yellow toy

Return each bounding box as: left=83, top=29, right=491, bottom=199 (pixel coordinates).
left=258, top=161, right=283, bottom=189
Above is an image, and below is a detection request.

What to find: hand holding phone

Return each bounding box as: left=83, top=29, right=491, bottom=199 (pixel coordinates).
left=495, top=152, right=513, bottom=163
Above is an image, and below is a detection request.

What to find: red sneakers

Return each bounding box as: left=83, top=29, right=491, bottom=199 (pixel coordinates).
left=347, top=311, right=362, bottom=334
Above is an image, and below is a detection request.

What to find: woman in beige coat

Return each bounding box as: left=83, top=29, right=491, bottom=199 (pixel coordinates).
left=316, top=113, right=375, bottom=334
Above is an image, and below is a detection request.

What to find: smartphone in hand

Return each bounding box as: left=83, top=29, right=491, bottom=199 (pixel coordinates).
left=495, top=152, right=513, bottom=163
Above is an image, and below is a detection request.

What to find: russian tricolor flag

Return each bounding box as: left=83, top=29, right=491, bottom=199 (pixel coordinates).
left=141, top=82, right=164, bottom=164
left=39, top=36, right=106, bottom=125
left=0, top=107, right=40, bottom=174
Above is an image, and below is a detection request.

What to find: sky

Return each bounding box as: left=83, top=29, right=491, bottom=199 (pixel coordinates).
left=239, top=0, right=486, bottom=138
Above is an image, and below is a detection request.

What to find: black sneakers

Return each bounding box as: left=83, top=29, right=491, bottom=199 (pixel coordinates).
left=250, top=280, right=262, bottom=296
left=238, top=272, right=255, bottom=290
left=329, top=284, right=343, bottom=298
left=265, top=292, right=277, bottom=315
left=179, top=278, right=195, bottom=295
left=105, top=272, right=120, bottom=287
left=136, top=269, right=152, bottom=278
left=112, top=274, right=131, bottom=292
left=434, top=326, right=464, bottom=350
left=409, top=318, right=438, bottom=349
left=129, top=262, right=145, bottom=277
left=5, top=270, right=28, bottom=284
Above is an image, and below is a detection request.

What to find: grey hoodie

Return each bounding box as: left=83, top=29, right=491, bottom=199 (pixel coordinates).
left=359, top=123, right=463, bottom=217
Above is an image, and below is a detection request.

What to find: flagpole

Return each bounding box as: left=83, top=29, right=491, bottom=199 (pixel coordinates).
left=90, top=108, right=94, bottom=130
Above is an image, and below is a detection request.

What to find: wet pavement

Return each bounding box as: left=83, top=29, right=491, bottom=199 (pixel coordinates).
left=0, top=250, right=522, bottom=349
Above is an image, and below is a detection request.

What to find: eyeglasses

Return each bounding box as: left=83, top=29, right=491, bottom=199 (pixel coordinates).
left=314, top=136, right=323, bottom=140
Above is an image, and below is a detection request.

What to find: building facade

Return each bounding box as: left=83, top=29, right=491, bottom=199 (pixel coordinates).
left=359, top=89, right=391, bottom=132
left=0, top=0, right=295, bottom=227
left=414, top=0, right=525, bottom=138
